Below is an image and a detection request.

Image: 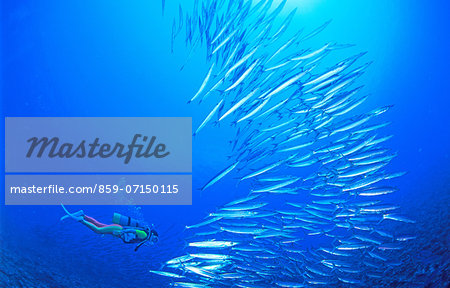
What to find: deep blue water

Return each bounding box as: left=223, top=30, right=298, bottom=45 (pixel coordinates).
left=1, top=1, right=449, bottom=287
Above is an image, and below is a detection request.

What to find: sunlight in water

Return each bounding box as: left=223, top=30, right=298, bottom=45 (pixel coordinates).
left=271, top=0, right=326, bottom=14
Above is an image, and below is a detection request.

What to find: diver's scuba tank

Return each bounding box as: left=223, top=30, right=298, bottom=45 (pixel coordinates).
left=112, top=213, right=141, bottom=228
left=112, top=213, right=157, bottom=251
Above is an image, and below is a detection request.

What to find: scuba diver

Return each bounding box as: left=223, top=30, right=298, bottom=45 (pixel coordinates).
left=60, top=205, right=158, bottom=251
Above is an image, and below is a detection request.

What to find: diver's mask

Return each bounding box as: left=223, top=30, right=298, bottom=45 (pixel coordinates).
left=150, top=229, right=159, bottom=244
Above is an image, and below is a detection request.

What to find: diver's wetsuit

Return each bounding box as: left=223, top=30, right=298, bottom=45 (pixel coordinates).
left=60, top=206, right=158, bottom=251
left=82, top=215, right=158, bottom=251
left=81, top=215, right=148, bottom=242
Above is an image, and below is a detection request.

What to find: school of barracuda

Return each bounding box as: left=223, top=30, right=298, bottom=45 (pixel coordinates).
left=151, top=0, right=415, bottom=287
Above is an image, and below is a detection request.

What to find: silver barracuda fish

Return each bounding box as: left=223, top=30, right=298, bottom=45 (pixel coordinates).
left=161, top=1, right=413, bottom=286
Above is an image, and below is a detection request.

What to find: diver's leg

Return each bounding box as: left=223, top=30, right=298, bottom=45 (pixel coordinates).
left=83, top=215, right=108, bottom=227
left=60, top=205, right=122, bottom=235
left=80, top=220, right=122, bottom=235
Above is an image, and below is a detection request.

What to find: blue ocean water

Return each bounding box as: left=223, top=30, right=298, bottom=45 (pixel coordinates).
left=1, top=0, right=449, bottom=287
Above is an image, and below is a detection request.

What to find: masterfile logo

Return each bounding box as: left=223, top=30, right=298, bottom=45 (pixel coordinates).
left=26, top=134, right=170, bottom=164
left=5, top=117, right=192, bottom=173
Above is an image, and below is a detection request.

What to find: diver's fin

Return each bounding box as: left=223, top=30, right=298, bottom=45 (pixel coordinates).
left=60, top=214, right=72, bottom=221
left=60, top=204, right=84, bottom=222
